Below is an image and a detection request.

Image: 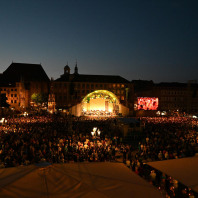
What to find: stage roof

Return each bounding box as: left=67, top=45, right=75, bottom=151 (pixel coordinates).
left=0, top=162, right=161, bottom=198
left=147, top=156, right=198, bottom=193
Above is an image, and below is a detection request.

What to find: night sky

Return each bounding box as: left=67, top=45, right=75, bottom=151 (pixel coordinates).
left=0, top=0, right=197, bottom=83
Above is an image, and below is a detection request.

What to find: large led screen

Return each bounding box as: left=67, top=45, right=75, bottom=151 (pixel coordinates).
left=137, top=97, right=159, bottom=110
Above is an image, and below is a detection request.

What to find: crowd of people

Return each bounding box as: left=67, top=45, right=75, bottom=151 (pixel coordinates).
left=130, top=117, right=198, bottom=163
left=0, top=115, right=197, bottom=168
left=0, top=114, right=198, bottom=197
left=0, top=115, right=124, bottom=168
left=123, top=116, right=198, bottom=198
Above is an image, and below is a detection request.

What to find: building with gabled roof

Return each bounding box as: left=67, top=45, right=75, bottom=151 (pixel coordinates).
left=3, top=62, right=49, bottom=82
left=0, top=62, right=50, bottom=110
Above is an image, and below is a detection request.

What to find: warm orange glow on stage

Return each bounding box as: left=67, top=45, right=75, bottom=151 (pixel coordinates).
left=82, top=90, right=119, bottom=116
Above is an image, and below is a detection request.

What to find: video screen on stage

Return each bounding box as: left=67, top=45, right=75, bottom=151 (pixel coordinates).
left=137, top=97, right=159, bottom=110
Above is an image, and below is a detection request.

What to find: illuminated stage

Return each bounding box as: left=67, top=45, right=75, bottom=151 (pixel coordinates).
left=82, top=90, right=119, bottom=117
left=69, top=90, right=129, bottom=117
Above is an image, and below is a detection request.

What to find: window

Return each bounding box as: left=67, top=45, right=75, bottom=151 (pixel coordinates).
left=11, top=89, right=13, bottom=91
left=14, top=100, right=17, bottom=103
left=15, top=94, right=17, bottom=97
left=11, top=94, right=13, bottom=97
left=11, top=100, right=13, bottom=103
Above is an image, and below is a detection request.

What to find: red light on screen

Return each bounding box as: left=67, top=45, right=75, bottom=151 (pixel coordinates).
left=137, top=97, right=158, bottom=110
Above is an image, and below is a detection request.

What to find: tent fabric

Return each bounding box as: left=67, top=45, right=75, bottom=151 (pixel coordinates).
left=147, top=156, right=198, bottom=193
left=0, top=162, right=161, bottom=198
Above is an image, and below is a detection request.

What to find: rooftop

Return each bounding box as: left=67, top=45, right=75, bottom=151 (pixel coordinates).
left=56, top=74, right=130, bottom=83
left=3, top=62, right=50, bottom=83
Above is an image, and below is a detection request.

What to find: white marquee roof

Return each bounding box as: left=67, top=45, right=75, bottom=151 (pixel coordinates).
left=0, top=162, right=161, bottom=198
left=147, top=156, right=198, bottom=193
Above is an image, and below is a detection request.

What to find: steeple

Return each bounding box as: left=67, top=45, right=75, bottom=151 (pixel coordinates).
left=74, top=60, right=78, bottom=75
left=64, top=63, right=70, bottom=75
left=48, top=78, right=56, bottom=113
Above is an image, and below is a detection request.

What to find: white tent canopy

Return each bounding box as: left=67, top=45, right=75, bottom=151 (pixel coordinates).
left=147, top=156, right=198, bottom=193
left=0, top=162, right=161, bottom=198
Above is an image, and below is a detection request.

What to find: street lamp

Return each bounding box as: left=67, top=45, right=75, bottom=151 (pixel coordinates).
left=91, top=127, right=101, bottom=138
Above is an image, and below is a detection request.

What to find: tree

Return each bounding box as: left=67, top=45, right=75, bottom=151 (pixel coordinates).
left=31, top=93, right=48, bottom=106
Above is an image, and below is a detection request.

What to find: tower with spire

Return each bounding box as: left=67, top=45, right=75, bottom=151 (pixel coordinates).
left=74, top=60, right=78, bottom=75
left=64, top=62, right=70, bottom=75
left=48, top=78, right=56, bottom=113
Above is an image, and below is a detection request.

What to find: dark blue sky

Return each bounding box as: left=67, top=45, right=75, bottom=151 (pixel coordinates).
left=0, top=0, right=197, bottom=83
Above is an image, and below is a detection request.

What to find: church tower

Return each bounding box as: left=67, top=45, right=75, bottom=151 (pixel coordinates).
left=74, top=61, right=78, bottom=75
left=64, top=63, right=70, bottom=75
left=48, top=78, right=56, bottom=113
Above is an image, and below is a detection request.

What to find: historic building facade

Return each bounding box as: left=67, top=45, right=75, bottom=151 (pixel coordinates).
left=1, top=62, right=197, bottom=116
left=0, top=62, right=50, bottom=110
left=51, top=63, right=134, bottom=116
left=155, top=82, right=198, bottom=113
left=132, top=80, right=198, bottom=114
